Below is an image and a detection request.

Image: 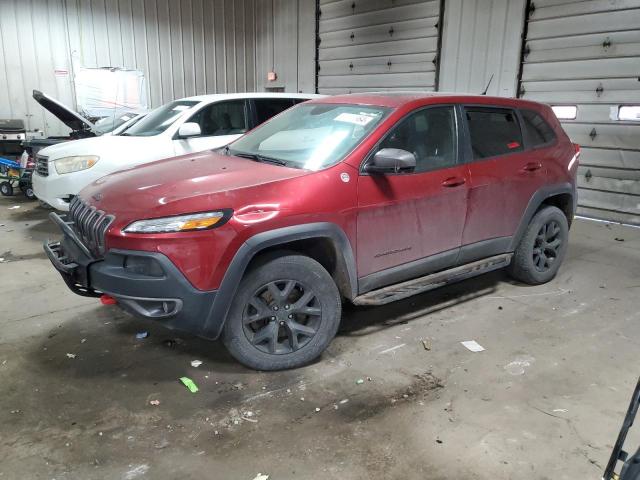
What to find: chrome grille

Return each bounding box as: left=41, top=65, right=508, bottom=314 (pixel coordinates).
left=36, top=155, right=49, bottom=176
left=68, top=196, right=114, bottom=257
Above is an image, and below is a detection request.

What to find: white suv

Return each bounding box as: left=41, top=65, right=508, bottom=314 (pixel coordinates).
left=33, top=92, right=322, bottom=211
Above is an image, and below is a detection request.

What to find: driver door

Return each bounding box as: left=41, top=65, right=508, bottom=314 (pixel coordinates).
left=356, top=105, right=469, bottom=289
left=173, top=99, right=249, bottom=155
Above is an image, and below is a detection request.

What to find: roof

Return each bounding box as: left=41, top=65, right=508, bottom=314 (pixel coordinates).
left=307, top=91, right=542, bottom=109
left=182, top=92, right=325, bottom=102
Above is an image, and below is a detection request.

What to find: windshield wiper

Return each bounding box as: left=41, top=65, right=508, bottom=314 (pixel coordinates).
left=232, top=151, right=287, bottom=166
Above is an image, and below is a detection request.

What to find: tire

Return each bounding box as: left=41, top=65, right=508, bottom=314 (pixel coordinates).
left=507, top=205, right=569, bottom=285
left=222, top=253, right=341, bottom=370
left=20, top=186, right=36, bottom=200
left=0, top=181, right=13, bottom=196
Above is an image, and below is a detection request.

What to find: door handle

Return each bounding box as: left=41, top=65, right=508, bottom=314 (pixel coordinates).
left=441, top=176, right=466, bottom=188
left=522, top=162, right=543, bottom=172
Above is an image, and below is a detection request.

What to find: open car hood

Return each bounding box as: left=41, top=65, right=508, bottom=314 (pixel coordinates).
left=32, top=90, right=95, bottom=133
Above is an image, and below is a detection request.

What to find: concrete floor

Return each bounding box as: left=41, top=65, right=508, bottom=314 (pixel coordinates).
left=1, top=194, right=640, bottom=480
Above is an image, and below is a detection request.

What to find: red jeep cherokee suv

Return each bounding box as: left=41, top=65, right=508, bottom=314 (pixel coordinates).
left=45, top=93, right=579, bottom=370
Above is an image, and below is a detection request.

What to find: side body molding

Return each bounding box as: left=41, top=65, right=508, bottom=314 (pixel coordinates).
left=202, top=222, right=358, bottom=339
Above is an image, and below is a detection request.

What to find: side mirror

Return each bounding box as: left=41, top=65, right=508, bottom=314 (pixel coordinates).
left=177, top=122, right=202, bottom=138
left=365, top=148, right=416, bottom=174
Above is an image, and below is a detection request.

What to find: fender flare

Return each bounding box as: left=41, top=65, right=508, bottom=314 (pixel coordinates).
left=508, top=182, right=576, bottom=251
left=201, top=222, right=358, bottom=339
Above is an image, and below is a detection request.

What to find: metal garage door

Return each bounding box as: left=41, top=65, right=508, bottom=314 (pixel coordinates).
left=518, top=0, right=640, bottom=225
left=317, top=0, right=443, bottom=94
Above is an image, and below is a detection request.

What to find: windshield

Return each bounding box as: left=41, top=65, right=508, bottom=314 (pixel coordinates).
left=93, top=112, right=140, bottom=135
left=228, top=103, right=390, bottom=170
left=124, top=100, right=199, bottom=137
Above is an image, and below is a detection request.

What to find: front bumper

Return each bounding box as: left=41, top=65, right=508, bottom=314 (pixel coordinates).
left=44, top=212, right=219, bottom=337
left=32, top=168, right=75, bottom=211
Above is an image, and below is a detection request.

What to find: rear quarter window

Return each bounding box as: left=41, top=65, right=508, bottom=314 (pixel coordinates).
left=465, top=107, right=524, bottom=159
left=521, top=109, right=556, bottom=147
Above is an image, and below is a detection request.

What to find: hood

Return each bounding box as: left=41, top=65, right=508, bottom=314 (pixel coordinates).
left=80, top=151, right=309, bottom=221
left=33, top=90, right=95, bottom=133
left=37, top=134, right=169, bottom=161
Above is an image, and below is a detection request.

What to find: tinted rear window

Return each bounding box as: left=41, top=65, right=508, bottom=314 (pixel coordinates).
left=254, top=98, right=295, bottom=124
left=465, top=107, right=523, bottom=159
left=521, top=109, right=556, bottom=147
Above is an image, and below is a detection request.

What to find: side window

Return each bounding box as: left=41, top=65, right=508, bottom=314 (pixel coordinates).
left=254, top=98, right=295, bottom=125
left=465, top=107, right=523, bottom=159
left=188, top=100, right=248, bottom=137
left=521, top=109, right=556, bottom=147
left=378, top=106, right=457, bottom=173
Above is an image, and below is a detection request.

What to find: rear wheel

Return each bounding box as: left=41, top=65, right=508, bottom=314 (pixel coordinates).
left=222, top=253, right=341, bottom=370
left=20, top=185, right=36, bottom=200
left=507, top=205, right=569, bottom=285
left=0, top=181, right=13, bottom=196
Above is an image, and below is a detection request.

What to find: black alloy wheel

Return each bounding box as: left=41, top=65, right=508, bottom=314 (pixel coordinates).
left=242, top=279, right=322, bottom=355
left=532, top=220, right=562, bottom=272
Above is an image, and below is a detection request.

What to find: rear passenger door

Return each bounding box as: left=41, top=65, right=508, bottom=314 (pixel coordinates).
left=459, top=106, right=549, bottom=263
left=250, top=98, right=296, bottom=128
left=173, top=99, right=249, bottom=155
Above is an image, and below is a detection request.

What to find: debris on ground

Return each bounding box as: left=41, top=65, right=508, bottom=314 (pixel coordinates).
left=80, top=338, right=87, bottom=343
left=504, top=355, right=536, bottom=376
left=356, top=378, right=364, bottom=385
left=339, top=399, right=349, bottom=404
left=498, top=305, right=503, bottom=310
left=379, top=343, right=406, bottom=354
left=615, top=237, right=625, bottom=242
left=135, top=331, right=149, bottom=339
left=252, top=474, right=269, bottom=480
left=315, top=407, right=321, bottom=412
left=7, top=205, right=20, bottom=210
left=149, top=400, right=160, bottom=406
left=191, top=360, right=203, bottom=367
left=0, top=258, right=5, bottom=263
left=179, top=377, right=199, bottom=393
left=421, top=339, right=432, bottom=351
left=461, top=340, right=485, bottom=352
left=553, top=408, right=568, bottom=413
left=66, top=353, right=77, bottom=359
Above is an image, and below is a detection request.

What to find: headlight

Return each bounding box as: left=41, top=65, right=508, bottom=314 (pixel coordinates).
left=123, top=211, right=230, bottom=233
left=54, top=155, right=100, bottom=174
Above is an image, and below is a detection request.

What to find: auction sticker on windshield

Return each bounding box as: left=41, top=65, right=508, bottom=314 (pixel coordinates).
left=334, top=112, right=376, bottom=126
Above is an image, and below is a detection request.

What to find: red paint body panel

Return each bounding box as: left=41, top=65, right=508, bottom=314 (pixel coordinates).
left=78, top=94, right=576, bottom=293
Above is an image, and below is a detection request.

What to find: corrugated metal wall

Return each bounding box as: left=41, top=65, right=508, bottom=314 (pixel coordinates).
left=0, top=0, right=75, bottom=136
left=439, top=0, right=526, bottom=97
left=317, top=0, right=442, bottom=94
left=519, top=0, right=640, bottom=225
left=0, top=0, right=315, bottom=136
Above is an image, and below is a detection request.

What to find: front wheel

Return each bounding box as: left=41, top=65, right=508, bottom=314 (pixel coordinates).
left=507, top=205, right=569, bottom=285
left=222, top=253, right=341, bottom=370
left=0, top=181, right=13, bottom=196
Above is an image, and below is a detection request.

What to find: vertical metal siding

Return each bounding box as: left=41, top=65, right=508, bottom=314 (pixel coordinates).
left=317, top=0, right=442, bottom=94
left=0, top=0, right=315, bottom=136
left=519, top=0, right=640, bottom=225
left=439, top=0, right=526, bottom=96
